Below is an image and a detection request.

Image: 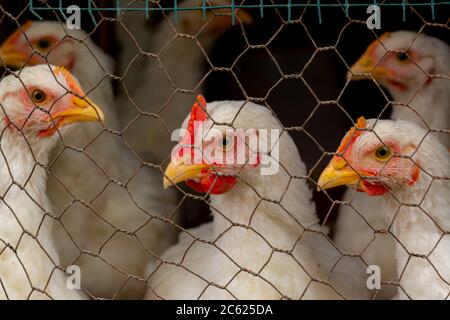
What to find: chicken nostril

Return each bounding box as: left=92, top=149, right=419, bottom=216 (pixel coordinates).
left=334, top=164, right=349, bottom=171
left=333, top=157, right=348, bottom=170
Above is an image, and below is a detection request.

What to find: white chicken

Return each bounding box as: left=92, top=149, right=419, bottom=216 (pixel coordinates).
left=117, top=0, right=252, bottom=162
left=318, top=117, right=450, bottom=299
left=0, top=21, right=178, bottom=299
left=334, top=31, right=450, bottom=298
left=145, top=95, right=370, bottom=299
left=0, top=64, right=104, bottom=299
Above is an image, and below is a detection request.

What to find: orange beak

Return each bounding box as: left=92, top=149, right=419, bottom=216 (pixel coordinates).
left=346, top=54, right=393, bottom=81
left=317, top=156, right=362, bottom=191
left=163, top=159, right=209, bottom=189
left=40, top=96, right=104, bottom=137
left=53, top=95, right=104, bottom=124
left=346, top=33, right=393, bottom=81
left=0, top=21, right=33, bottom=68
left=0, top=44, right=30, bottom=68
left=52, top=66, right=104, bottom=127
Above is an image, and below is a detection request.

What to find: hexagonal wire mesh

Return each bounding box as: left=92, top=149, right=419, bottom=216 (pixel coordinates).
left=0, top=0, right=449, bottom=299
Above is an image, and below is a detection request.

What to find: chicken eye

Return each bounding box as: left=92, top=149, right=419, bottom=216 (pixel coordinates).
left=220, top=135, right=233, bottom=149
left=396, top=52, right=409, bottom=62
left=36, top=38, right=51, bottom=50
left=374, top=146, right=392, bottom=160
left=31, top=89, right=46, bottom=103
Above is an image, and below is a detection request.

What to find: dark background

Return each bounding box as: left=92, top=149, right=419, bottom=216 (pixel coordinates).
left=0, top=0, right=448, bottom=232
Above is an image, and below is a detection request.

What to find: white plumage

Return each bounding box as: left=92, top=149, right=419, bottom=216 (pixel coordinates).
left=319, top=118, right=450, bottom=299
left=0, top=64, right=103, bottom=299
left=0, top=21, right=178, bottom=299
left=333, top=31, right=450, bottom=298
left=145, top=99, right=370, bottom=299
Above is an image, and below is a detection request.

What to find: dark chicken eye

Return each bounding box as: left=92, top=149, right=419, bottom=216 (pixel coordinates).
left=36, top=38, right=51, bottom=50
left=31, top=89, right=46, bottom=103
left=375, top=146, right=392, bottom=160
left=396, top=52, right=409, bottom=62
left=220, top=135, right=232, bottom=149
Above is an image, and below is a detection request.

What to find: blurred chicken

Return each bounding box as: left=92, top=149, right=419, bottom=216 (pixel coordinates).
left=334, top=32, right=450, bottom=298
left=145, top=96, right=370, bottom=299
left=117, top=0, right=252, bottom=162
left=0, top=64, right=103, bottom=299
left=0, top=21, right=178, bottom=299
left=319, top=117, right=450, bottom=299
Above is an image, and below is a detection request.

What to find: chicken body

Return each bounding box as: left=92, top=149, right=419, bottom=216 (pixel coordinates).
left=319, top=118, right=450, bottom=299
left=44, top=26, right=177, bottom=300
left=334, top=32, right=450, bottom=298
left=0, top=130, right=84, bottom=300
left=0, top=64, right=104, bottom=299
left=146, top=99, right=370, bottom=299
left=0, top=22, right=178, bottom=299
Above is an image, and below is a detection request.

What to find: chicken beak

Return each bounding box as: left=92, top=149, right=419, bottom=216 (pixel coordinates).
left=317, top=157, right=361, bottom=191
left=52, top=96, right=105, bottom=127
left=0, top=44, right=29, bottom=68
left=0, top=21, right=38, bottom=68
left=163, top=161, right=209, bottom=189
left=346, top=53, right=393, bottom=81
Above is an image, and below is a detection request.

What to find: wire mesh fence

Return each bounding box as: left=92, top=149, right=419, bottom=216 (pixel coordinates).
left=0, top=0, right=449, bottom=300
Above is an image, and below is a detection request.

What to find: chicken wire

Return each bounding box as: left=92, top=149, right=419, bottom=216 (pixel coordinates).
left=0, top=0, right=448, bottom=300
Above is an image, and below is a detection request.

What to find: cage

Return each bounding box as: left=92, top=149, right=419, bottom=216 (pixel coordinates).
left=0, top=0, right=449, bottom=300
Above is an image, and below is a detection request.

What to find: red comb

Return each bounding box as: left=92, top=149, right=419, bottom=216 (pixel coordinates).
left=177, top=95, right=208, bottom=160
left=337, top=116, right=367, bottom=153
left=185, top=95, right=208, bottom=141
left=190, top=95, right=207, bottom=122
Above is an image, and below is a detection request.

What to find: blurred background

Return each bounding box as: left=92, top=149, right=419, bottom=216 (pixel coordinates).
left=0, top=0, right=448, bottom=233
